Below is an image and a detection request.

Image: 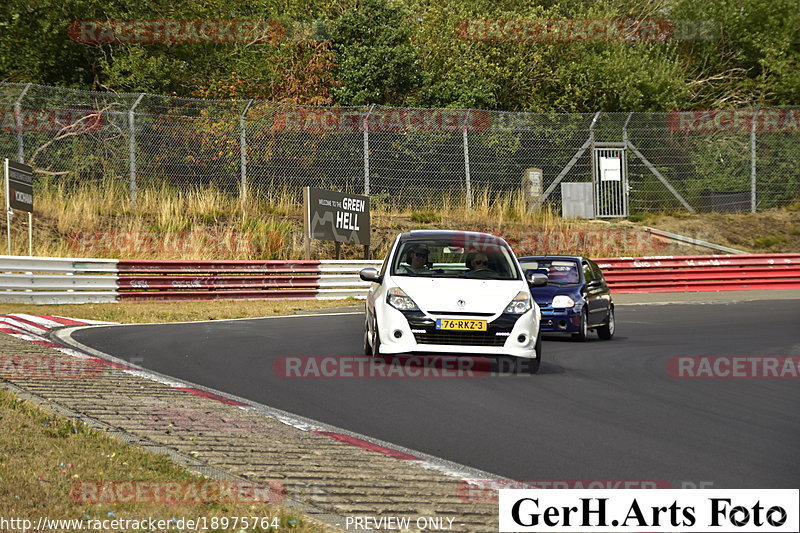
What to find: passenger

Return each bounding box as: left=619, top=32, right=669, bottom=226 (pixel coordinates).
left=466, top=251, right=492, bottom=272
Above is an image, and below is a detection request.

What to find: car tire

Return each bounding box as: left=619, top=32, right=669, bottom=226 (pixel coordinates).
left=572, top=308, right=588, bottom=342
left=363, top=316, right=372, bottom=355
left=597, top=306, right=615, bottom=340
left=527, top=333, right=542, bottom=374
left=370, top=318, right=381, bottom=358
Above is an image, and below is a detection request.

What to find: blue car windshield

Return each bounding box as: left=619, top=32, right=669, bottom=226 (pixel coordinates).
left=520, top=259, right=580, bottom=284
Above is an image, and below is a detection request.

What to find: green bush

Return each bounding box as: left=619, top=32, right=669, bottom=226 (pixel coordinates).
left=410, top=211, right=441, bottom=223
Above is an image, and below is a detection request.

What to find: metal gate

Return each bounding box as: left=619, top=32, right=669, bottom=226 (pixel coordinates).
left=593, top=145, right=629, bottom=217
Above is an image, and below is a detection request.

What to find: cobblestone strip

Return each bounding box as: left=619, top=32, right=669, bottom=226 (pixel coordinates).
left=0, top=316, right=500, bottom=532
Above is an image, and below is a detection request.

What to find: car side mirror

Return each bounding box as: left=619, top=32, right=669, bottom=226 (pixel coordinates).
left=525, top=269, right=548, bottom=287
left=587, top=279, right=602, bottom=288
left=359, top=268, right=382, bottom=283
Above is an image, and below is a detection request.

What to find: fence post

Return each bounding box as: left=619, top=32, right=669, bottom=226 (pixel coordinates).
left=751, top=107, right=759, bottom=213
left=463, top=126, right=472, bottom=210
left=128, top=93, right=145, bottom=209
left=622, top=112, right=633, bottom=147
left=363, top=104, right=375, bottom=196
left=14, top=83, right=32, bottom=164
left=622, top=112, right=633, bottom=209
left=240, top=99, right=254, bottom=202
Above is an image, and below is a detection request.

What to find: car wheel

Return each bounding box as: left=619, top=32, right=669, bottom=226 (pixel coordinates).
left=572, top=308, right=588, bottom=342
left=370, top=318, right=381, bottom=358
left=527, top=333, right=542, bottom=374
left=363, top=316, right=372, bottom=355
left=597, top=306, right=615, bottom=340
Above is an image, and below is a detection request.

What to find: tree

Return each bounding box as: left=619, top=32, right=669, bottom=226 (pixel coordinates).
left=329, top=0, right=422, bottom=106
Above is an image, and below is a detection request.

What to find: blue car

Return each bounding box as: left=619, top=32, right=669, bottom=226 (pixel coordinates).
left=518, top=255, right=615, bottom=341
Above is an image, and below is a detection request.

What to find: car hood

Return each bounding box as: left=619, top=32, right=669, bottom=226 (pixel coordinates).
left=530, top=284, right=581, bottom=306
left=393, top=277, right=524, bottom=314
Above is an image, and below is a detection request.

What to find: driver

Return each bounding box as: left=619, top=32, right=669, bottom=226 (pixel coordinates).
left=401, top=244, right=432, bottom=274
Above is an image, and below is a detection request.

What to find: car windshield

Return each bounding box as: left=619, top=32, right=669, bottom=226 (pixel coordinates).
left=519, top=259, right=581, bottom=285
left=391, top=237, right=520, bottom=280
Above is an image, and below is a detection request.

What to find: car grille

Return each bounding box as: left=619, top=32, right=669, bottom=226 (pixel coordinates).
left=413, top=331, right=507, bottom=346
left=427, top=311, right=495, bottom=316
left=402, top=311, right=520, bottom=348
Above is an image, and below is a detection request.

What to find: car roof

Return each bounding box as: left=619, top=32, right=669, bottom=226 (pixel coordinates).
left=398, top=229, right=509, bottom=244
left=518, top=255, right=585, bottom=262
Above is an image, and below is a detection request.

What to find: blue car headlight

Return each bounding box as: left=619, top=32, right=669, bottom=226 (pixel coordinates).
left=552, top=295, right=575, bottom=308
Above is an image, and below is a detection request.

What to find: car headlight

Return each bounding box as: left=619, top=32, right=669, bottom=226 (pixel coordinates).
left=387, top=287, right=420, bottom=311
left=504, top=291, right=532, bottom=314
left=552, top=295, right=575, bottom=308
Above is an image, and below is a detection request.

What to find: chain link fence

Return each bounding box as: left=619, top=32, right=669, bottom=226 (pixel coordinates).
left=2, top=82, right=799, bottom=214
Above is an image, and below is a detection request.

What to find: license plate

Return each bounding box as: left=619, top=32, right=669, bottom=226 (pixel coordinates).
left=436, top=319, right=487, bottom=331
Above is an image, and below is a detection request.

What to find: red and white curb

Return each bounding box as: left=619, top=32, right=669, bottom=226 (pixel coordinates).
left=1, top=315, right=503, bottom=487
left=0, top=313, right=111, bottom=357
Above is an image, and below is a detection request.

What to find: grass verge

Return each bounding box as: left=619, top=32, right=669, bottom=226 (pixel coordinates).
left=0, top=387, right=328, bottom=532
left=0, top=299, right=362, bottom=324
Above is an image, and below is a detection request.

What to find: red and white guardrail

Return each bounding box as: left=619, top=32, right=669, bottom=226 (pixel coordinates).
left=595, top=253, right=800, bottom=293
left=2, top=254, right=799, bottom=304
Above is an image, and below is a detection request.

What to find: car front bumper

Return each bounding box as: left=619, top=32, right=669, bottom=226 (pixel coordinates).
left=376, top=307, right=540, bottom=358
left=539, top=306, right=582, bottom=333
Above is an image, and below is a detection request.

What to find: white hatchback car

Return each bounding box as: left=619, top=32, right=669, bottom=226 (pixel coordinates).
left=359, top=230, right=547, bottom=373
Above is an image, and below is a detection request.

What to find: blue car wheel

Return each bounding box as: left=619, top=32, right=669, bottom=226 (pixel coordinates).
left=572, top=308, right=589, bottom=342
left=597, top=306, right=615, bottom=340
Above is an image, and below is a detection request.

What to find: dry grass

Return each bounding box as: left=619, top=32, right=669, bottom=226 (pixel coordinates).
left=5, top=181, right=585, bottom=259
left=9, top=180, right=791, bottom=260
left=0, top=299, right=361, bottom=324
left=0, top=387, right=332, bottom=532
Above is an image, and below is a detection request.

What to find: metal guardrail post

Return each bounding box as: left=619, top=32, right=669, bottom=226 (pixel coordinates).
left=363, top=104, right=375, bottom=196
left=128, top=93, right=145, bottom=209
left=14, top=83, right=32, bottom=164
left=240, top=99, right=254, bottom=202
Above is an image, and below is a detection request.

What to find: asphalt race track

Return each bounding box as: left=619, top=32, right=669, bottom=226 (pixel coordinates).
left=70, top=299, right=800, bottom=488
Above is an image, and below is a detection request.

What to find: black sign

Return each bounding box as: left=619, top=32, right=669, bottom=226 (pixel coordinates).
left=305, top=187, right=370, bottom=245
left=6, top=160, right=33, bottom=213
